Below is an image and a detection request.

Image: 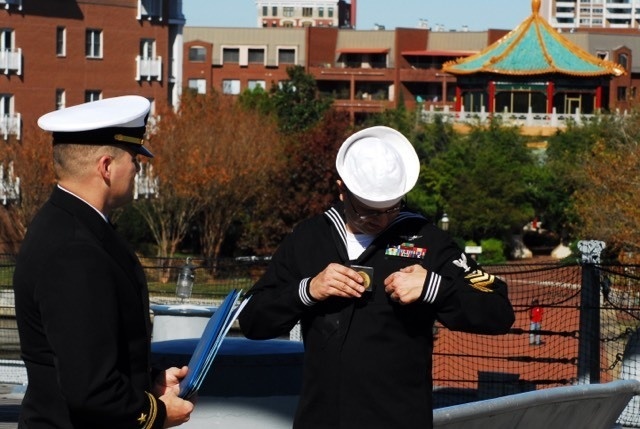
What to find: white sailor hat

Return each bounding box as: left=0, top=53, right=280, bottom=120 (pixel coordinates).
left=38, top=95, right=154, bottom=158
left=336, top=126, right=419, bottom=209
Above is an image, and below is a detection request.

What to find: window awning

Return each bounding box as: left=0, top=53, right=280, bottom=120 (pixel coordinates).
left=336, top=48, right=390, bottom=54
left=402, top=50, right=477, bottom=57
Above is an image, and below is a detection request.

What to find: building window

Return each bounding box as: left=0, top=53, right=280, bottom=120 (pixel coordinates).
left=85, top=29, right=102, bottom=58
left=56, top=27, right=66, bottom=56
left=189, top=46, right=206, bottom=62
left=0, top=94, right=13, bottom=118
left=596, top=51, right=609, bottom=60
left=283, top=6, right=294, bottom=17
left=0, top=29, right=14, bottom=51
left=278, top=48, right=296, bottom=64
left=318, top=7, right=324, bottom=17
left=272, top=6, right=277, bottom=16
left=248, top=80, right=266, bottom=90
left=223, top=48, right=240, bottom=63
left=55, top=89, right=65, bottom=110
left=283, top=21, right=294, bottom=27
left=302, top=7, right=312, bottom=17
left=617, top=86, right=627, bottom=101
left=139, top=0, right=163, bottom=18
left=618, top=53, right=628, bottom=70
left=262, top=5, right=268, bottom=16
left=85, top=90, right=101, bottom=102
left=248, top=48, right=265, bottom=64
left=222, top=79, right=241, bottom=95
left=188, top=78, right=207, bottom=94
left=140, top=38, right=155, bottom=59
left=328, top=7, right=334, bottom=17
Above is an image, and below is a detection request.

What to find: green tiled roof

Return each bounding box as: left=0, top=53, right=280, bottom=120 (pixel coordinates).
left=443, top=0, right=624, bottom=77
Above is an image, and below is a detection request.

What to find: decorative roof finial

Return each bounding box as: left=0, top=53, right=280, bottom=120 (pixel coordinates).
left=532, top=0, right=541, bottom=15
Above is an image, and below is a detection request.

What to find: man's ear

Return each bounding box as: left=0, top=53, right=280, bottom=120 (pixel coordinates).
left=98, top=154, right=113, bottom=183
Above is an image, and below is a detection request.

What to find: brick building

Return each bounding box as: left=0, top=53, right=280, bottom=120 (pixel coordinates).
left=183, top=2, right=640, bottom=124
left=255, top=0, right=354, bottom=29
left=0, top=0, right=185, bottom=143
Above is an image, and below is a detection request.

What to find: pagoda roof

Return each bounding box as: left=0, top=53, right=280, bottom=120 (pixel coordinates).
left=443, top=0, right=625, bottom=77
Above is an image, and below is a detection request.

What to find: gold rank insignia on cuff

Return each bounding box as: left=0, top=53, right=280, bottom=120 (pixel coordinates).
left=465, top=270, right=496, bottom=293
left=139, top=392, right=158, bottom=428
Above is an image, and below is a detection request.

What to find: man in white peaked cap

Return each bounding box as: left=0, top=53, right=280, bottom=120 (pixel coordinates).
left=13, top=96, right=194, bottom=428
left=240, top=126, right=514, bottom=429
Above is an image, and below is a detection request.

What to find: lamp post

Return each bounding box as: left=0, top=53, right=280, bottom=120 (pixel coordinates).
left=176, top=257, right=195, bottom=301
left=439, top=213, right=449, bottom=231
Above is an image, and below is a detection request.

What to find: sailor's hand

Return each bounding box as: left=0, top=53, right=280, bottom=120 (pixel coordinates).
left=384, top=264, right=427, bottom=305
left=309, top=263, right=365, bottom=301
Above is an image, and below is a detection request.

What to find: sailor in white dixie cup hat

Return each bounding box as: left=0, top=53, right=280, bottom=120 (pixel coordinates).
left=240, top=125, right=515, bottom=429
left=37, top=95, right=154, bottom=158
left=336, top=125, right=419, bottom=209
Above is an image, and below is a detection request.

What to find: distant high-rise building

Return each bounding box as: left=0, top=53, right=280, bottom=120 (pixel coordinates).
left=540, top=0, right=640, bottom=30
left=255, top=0, right=354, bottom=28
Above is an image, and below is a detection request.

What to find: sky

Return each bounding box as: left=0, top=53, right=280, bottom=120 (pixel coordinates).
left=183, top=0, right=534, bottom=31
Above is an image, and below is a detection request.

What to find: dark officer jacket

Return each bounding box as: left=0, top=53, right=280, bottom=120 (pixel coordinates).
left=240, top=204, right=515, bottom=429
left=13, top=186, right=165, bottom=428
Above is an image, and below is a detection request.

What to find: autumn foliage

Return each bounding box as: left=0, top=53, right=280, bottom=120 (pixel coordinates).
left=141, top=91, right=283, bottom=260
left=0, top=126, right=56, bottom=253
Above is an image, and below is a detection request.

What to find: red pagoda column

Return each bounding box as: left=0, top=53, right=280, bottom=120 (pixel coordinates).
left=547, top=81, right=554, bottom=114
left=488, top=81, right=496, bottom=113
left=455, top=86, right=462, bottom=112
left=595, top=86, right=602, bottom=110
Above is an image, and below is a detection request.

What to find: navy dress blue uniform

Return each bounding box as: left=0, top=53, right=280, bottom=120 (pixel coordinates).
left=239, top=126, right=515, bottom=429
left=12, top=96, right=192, bottom=428
left=14, top=187, right=164, bottom=428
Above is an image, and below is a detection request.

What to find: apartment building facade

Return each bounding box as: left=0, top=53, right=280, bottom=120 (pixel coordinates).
left=255, top=0, right=354, bottom=28
left=540, top=0, right=640, bottom=29
left=183, top=23, right=640, bottom=122
left=0, top=0, right=185, bottom=144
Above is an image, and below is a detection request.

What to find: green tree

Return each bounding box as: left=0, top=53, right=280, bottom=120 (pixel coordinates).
left=270, top=65, right=333, bottom=134
left=425, top=118, right=536, bottom=243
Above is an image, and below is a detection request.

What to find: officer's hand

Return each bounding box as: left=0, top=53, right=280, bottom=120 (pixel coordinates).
left=159, top=390, right=194, bottom=428
left=153, top=366, right=187, bottom=397
left=309, top=263, right=365, bottom=301
left=384, top=264, right=427, bottom=305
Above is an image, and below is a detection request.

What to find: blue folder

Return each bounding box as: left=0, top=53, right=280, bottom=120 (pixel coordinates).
left=178, top=289, right=248, bottom=399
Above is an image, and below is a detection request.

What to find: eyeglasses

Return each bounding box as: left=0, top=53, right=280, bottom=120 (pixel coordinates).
left=345, top=190, right=403, bottom=221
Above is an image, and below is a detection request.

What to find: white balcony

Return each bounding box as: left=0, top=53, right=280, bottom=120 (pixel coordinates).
left=0, top=113, right=21, bottom=140
left=136, top=56, right=162, bottom=81
left=0, top=48, right=21, bottom=75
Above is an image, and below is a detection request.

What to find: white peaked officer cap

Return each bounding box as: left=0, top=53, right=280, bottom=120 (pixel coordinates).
left=336, top=126, right=420, bottom=209
left=38, top=95, right=154, bottom=158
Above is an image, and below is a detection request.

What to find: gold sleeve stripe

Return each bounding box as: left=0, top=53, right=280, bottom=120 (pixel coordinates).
left=141, top=391, right=158, bottom=429
left=465, top=270, right=496, bottom=293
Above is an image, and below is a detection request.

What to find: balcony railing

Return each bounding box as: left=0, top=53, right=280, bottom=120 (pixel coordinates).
left=0, top=48, right=21, bottom=76
left=0, top=114, right=21, bottom=140
left=419, top=105, right=619, bottom=130
left=136, top=56, right=162, bottom=81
